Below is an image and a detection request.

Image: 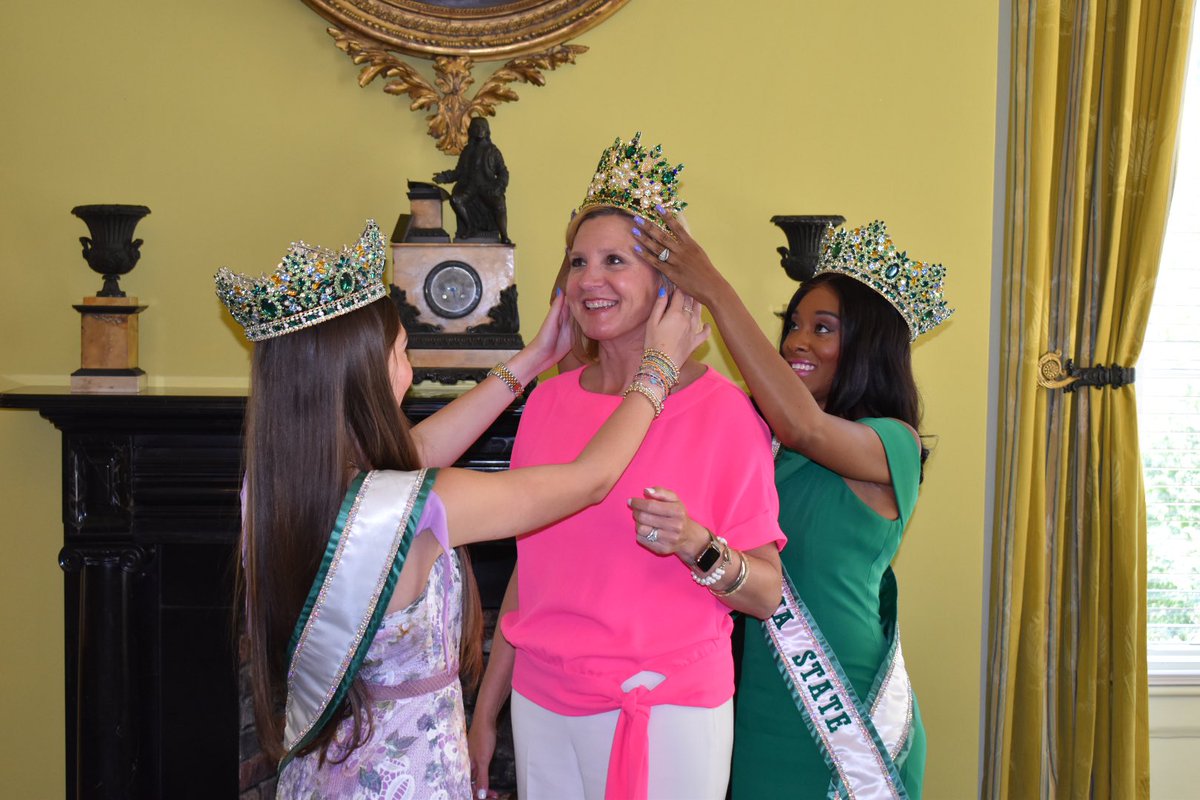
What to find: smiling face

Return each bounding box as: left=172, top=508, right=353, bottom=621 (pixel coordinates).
left=781, top=282, right=843, bottom=408
left=565, top=211, right=662, bottom=349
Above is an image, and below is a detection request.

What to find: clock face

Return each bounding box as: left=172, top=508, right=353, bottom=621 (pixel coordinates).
left=423, top=261, right=483, bottom=319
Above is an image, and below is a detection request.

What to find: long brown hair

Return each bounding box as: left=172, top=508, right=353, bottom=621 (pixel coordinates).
left=238, top=296, right=483, bottom=765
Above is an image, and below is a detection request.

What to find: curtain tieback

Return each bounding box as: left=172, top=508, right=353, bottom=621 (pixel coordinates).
left=1037, top=351, right=1135, bottom=392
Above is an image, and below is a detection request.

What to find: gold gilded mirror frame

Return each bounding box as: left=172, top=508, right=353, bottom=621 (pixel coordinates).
left=302, top=0, right=631, bottom=153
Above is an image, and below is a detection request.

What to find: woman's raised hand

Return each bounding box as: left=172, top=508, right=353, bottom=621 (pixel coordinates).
left=630, top=209, right=727, bottom=306
left=643, top=286, right=710, bottom=369
left=524, top=288, right=575, bottom=373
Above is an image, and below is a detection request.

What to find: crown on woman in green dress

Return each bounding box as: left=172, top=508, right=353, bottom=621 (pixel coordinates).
left=577, top=132, right=687, bottom=234
left=214, top=220, right=387, bottom=341
left=816, top=220, right=954, bottom=341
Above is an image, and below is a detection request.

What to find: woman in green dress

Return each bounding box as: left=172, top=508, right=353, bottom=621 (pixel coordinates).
left=634, top=216, right=953, bottom=798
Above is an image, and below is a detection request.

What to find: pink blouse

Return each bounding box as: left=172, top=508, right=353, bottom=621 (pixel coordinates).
left=501, top=367, right=785, bottom=799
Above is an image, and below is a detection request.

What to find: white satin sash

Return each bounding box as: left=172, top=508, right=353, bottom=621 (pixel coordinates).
left=282, top=469, right=430, bottom=756
left=763, top=569, right=912, bottom=800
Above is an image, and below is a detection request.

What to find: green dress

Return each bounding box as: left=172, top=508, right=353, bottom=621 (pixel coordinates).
left=732, top=418, right=926, bottom=798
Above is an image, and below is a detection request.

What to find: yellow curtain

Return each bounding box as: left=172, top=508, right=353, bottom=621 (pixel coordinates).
left=985, top=2, right=1194, bottom=798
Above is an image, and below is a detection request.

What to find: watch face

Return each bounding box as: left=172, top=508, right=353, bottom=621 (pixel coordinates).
left=424, top=261, right=483, bottom=319
left=695, top=542, right=722, bottom=573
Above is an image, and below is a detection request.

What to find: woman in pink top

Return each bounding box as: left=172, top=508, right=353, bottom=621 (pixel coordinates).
left=468, top=134, right=786, bottom=800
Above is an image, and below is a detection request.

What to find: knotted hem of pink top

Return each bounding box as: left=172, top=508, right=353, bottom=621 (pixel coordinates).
left=510, top=636, right=731, bottom=800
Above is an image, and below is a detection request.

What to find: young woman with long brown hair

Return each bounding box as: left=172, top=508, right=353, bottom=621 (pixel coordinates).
left=215, top=219, right=707, bottom=798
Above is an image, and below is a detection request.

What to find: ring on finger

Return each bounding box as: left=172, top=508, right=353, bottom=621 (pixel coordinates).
left=657, top=247, right=671, bottom=262
left=646, top=527, right=660, bottom=543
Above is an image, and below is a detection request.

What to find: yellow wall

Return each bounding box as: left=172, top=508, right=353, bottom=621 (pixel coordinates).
left=0, top=1, right=998, bottom=796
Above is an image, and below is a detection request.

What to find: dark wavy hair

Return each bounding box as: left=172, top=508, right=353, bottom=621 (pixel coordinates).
left=780, top=273, right=929, bottom=468
left=238, top=297, right=482, bottom=766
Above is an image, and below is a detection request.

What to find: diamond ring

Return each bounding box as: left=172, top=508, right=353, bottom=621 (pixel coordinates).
left=646, top=527, right=660, bottom=543
left=657, top=248, right=670, bottom=262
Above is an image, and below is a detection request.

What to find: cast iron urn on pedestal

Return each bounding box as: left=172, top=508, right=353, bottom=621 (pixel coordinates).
left=70, top=204, right=150, bottom=393
left=770, top=215, right=846, bottom=282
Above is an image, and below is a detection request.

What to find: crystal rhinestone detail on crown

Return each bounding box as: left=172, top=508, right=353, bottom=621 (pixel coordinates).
left=578, top=132, right=686, bottom=233
left=815, top=220, right=954, bottom=341
left=214, top=220, right=387, bottom=341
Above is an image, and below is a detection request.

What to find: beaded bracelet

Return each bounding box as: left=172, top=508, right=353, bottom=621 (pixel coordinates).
left=691, top=537, right=731, bottom=587
left=488, top=363, right=522, bottom=396
left=710, top=550, right=750, bottom=597
left=623, top=380, right=664, bottom=417
left=642, top=349, right=680, bottom=386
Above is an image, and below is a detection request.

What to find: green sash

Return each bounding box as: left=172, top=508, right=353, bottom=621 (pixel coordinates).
left=762, top=566, right=913, bottom=800
left=280, top=468, right=437, bottom=763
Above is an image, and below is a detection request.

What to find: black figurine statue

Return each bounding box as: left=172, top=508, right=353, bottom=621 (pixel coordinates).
left=433, top=118, right=511, bottom=244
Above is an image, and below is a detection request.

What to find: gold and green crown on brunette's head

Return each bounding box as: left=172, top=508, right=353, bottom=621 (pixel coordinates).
left=214, top=220, right=387, bottom=342
left=816, top=220, right=954, bottom=341
left=577, top=132, right=686, bottom=233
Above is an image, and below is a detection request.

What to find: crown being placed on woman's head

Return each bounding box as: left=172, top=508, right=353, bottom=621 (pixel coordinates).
left=577, top=132, right=686, bottom=233
left=816, top=220, right=954, bottom=341
left=214, top=220, right=387, bottom=341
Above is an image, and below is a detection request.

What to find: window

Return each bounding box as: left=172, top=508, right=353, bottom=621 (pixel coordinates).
left=1140, top=23, right=1200, bottom=681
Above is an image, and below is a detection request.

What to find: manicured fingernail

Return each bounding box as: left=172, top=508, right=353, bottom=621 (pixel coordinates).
left=477, top=791, right=488, bottom=800
left=656, top=204, right=666, bottom=214
left=634, top=215, right=646, bottom=226
left=632, top=227, right=642, bottom=237
left=658, top=287, right=666, bottom=297
left=633, top=244, right=644, bottom=254
left=645, top=487, right=657, bottom=495
left=556, top=287, right=562, bottom=296
left=626, top=498, right=633, bottom=506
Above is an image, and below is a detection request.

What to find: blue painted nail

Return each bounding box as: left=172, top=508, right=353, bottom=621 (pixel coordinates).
left=658, top=287, right=666, bottom=297
left=655, top=204, right=666, bottom=214
left=556, top=287, right=563, bottom=296
left=634, top=215, right=646, bottom=226
left=632, top=227, right=642, bottom=237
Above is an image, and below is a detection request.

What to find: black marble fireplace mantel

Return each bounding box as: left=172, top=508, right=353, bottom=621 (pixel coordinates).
left=0, top=386, right=521, bottom=800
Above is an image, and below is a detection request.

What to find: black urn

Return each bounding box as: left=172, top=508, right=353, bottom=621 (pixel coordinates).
left=770, top=215, right=845, bottom=282
left=71, top=204, right=151, bottom=297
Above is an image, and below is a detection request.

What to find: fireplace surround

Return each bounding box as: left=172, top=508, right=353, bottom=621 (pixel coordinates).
left=0, top=387, right=520, bottom=799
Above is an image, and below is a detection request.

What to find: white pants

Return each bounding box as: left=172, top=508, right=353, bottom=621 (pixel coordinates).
left=512, top=684, right=733, bottom=800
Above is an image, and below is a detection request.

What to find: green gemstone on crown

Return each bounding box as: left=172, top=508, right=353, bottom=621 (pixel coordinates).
left=214, top=221, right=387, bottom=342
left=815, top=220, right=953, bottom=341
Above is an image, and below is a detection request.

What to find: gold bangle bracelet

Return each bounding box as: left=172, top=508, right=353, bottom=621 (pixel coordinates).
left=623, top=380, right=664, bottom=417
left=488, top=363, right=522, bottom=396
left=710, top=550, right=750, bottom=597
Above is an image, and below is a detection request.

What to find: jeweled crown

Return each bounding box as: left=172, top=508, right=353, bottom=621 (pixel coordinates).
left=214, top=220, right=387, bottom=341
left=577, top=132, right=686, bottom=233
left=816, top=220, right=953, bottom=341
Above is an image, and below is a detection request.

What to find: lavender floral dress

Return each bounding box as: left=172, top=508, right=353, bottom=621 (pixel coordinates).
left=277, top=522, right=471, bottom=800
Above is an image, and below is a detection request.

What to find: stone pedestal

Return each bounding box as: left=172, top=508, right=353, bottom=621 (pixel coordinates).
left=71, top=296, right=147, bottom=393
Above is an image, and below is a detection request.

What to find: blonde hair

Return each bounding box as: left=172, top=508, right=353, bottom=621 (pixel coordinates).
left=560, top=206, right=682, bottom=363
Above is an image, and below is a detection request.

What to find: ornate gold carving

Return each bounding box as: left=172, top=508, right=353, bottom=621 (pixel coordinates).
left=304, top=1, right=629, bottom=58
left=1037, top=351, right=1078, bottom=390
left=330, top=27, right=585, bottom=153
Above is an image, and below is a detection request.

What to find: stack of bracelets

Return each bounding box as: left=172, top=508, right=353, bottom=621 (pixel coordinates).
left=691, top=531, right=752, bottom=597
left=622, top=348, right=679, bottom=418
